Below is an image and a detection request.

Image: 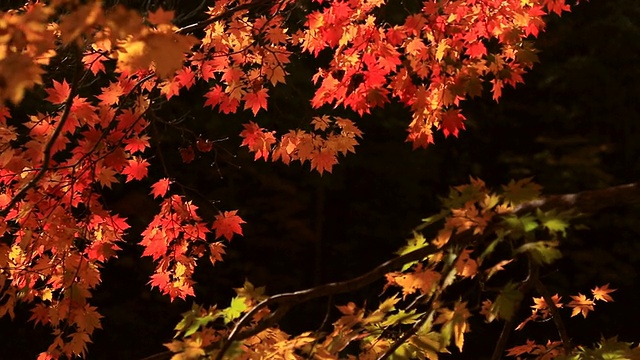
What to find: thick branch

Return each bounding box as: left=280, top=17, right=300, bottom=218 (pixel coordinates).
left=514, top=182, right=640, bottom=215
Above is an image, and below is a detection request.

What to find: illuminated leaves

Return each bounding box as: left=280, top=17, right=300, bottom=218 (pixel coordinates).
left=243, top=88, right=269, bottom=115
left=441, top=109, right=466, bottom=138
left=150, top=178, right=171, bottom=199
left=385, top=264, right=441, bottom=299
left=141, top=196, right=220, bottom=301
left=45, top=79, right=71, bottom=104
left=592, top=284, right=616, bottom=302
left=122, top=157, right=150, bottom=182
left=212, top=210, right=245, bottom=241
left=242, top=116, right=362, bottom=175
left=435, top=301, right=471, bottom=352
left=568, top=293, right=596, bottom=318
left=240, top=121, right=277, bottom=161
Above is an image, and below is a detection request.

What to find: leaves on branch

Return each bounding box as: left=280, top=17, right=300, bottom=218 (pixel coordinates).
left=0, top=0, right=629, bottom=358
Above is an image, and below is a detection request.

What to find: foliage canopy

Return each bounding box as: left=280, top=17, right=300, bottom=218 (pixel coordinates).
left=0, top=0, right=637, bottom=359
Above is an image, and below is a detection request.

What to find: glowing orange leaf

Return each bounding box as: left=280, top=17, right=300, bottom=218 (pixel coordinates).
left=212, top=210, right=245, bottom=241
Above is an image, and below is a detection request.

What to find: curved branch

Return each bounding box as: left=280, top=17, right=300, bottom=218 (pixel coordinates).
left=143, top=181, right=640, bottom=360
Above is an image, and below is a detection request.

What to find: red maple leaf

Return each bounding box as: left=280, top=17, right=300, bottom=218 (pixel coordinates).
left=45, top=79, right=71, bottom=104
left=243, top=88, right=269, bottom=115
left=149, top=272, right=171, bottom=292
left=122, top=157, right=150, bottom=182
left=175, top=67, right=196, bottom=90
left=150, top=178, right=171, bottom=199
left=466, top=42, right=487, bottom=58
left=123, top=135, right=150, bottom=154
left=212, top=210, right=245, bottom=241
left=204, top=85, right=225, bottom=109
left=441, top=109, right=466, bottom=138
left=196, top=138, right=213, bottom=153
left=82, top=51, right=108, bottom=75
left=179, top=146, right=195, bottom=163
left=239, top=121, right=276, bottom=160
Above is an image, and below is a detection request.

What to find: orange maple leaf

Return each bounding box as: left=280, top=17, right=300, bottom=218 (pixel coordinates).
left=97, top=82, right=124, bottom=106
left=567, top=293, right=595, bottom=318
left=209, top=242, right=226, bottom=266
left=212, top=210, right=245, bottom=241
left=592, top=284, right=616, bottom=302
left=309, top=148, right=337, bottom=175
left=45, top=79, right=71, bottom=104
left=175, top=67, right=196, bottom=90
left=506, top=340, right=540, bottom=357
left=83, top=51, right=109, bottom=75
left=96, top=167, right=118, bottom=188
left=159, top=79, right=181, bottom=100
left=150, top=178, right=171, bottom=199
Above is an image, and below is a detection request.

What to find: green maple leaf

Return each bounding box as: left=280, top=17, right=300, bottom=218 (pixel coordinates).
left=502, top=178, right=542, bottom=206
left=222, top=296, right=248, bottom=324
left=492, top=282, right=523, bottom=320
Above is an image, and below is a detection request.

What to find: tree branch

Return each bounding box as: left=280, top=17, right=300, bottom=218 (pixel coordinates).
left=142, top=181, right=640, bottom=360
left=535, top=280, right=572, bottom=354
left=514, top=182, right=640, bottom=215
left=176, top=0, right=282, bottom=34
left=0, top=45, right=83, bottom=218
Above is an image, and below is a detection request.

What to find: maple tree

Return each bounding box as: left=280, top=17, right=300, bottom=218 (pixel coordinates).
left=0, top=0, right=638, bottom=359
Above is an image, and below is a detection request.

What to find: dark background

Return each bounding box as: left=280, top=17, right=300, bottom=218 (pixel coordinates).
left=1, top=0, right=640, bottom=358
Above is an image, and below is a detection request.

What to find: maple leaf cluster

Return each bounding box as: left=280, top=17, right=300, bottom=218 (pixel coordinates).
left=140, top=188, right=244, bottom=301
left=240, top=115, right=363, bottom=174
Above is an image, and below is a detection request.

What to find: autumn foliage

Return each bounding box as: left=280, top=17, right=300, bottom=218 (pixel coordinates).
left=0, top=0, right=631, bottom=359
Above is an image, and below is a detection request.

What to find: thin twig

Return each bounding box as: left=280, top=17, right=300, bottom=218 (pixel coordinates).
left=177, top=0, right=279, bottom=34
